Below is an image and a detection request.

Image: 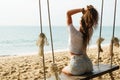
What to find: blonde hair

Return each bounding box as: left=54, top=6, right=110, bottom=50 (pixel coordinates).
left=81, top=5, right=99, bottom=49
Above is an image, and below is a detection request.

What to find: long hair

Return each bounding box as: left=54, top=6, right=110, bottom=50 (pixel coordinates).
left=81, top=5, right=99, bottom=49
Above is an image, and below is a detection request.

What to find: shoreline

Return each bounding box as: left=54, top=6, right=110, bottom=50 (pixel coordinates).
left=0, top=43, right=111, bottom=57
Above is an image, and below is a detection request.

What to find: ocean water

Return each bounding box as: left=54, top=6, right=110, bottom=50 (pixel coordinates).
left=0, top=26, right=120, bottom=56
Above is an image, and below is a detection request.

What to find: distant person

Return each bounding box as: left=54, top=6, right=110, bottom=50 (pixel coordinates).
left=62, top=5, right=99, bottom=75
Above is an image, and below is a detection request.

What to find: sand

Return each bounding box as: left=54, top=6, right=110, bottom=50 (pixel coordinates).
left=0, top=46, right=120, bottom=80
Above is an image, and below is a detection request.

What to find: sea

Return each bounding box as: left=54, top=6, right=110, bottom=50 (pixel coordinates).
left=0, top=26, right=120, bottom=56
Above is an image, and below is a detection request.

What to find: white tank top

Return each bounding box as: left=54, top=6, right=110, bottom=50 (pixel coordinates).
left=68, top=24, right=83, bottom=54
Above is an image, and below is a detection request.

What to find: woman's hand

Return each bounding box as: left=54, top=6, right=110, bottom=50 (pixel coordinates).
left=82, top=8, right=86, bottom=14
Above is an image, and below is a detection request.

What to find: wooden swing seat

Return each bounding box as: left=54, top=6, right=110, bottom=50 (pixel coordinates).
left=47, top=64, right=119, bottom=80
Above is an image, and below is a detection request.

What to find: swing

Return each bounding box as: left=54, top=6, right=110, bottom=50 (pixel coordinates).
left=37, top=0, right=119, bottom=80
left=48, top=64, right=119, bottom=80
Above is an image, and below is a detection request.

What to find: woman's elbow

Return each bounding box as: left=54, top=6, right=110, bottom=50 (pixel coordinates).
left=66, top=11, right=71, bottom=17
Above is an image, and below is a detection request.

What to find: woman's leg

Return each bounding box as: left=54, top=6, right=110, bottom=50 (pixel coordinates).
left=62, top=66, right=73, bottom=75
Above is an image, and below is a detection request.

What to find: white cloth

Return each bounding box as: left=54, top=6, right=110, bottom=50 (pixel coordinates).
left=64, top=55, right=93, bottom=75
left=68, top=24, right=83, bottom=54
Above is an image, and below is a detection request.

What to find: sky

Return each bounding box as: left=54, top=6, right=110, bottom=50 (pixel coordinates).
left=0, top=0, right=120, bottom=27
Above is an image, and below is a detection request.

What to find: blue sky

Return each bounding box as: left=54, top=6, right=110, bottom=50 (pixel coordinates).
left=0, top=0, right=119, bottom=26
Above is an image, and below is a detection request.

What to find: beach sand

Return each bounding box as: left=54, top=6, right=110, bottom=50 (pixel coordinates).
left=0, top=46, right=120, bottom=80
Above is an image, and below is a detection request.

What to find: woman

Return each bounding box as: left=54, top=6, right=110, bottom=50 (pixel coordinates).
left=62, top=5, right=99, bottom=75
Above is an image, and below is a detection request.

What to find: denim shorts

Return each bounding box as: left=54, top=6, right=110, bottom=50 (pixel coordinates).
left=65, top=55, right=93, bottom=75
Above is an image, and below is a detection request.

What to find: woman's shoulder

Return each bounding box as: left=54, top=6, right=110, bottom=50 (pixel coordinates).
left=68, top=24, right=83, bottom=37
left=68, top=24, right=77, bottom=32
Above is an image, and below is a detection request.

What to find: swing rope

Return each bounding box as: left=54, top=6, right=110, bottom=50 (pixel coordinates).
left=36, top=0, right=48, bottom=80
left=46, top=0, right=60, bottom=80
left=97, top=0, right=104, bottom=66
left=39, top=0, right=43, bottom=33
left=109, top=0, right=119, bottom=67
left=46, top=0, right=55, bottom=64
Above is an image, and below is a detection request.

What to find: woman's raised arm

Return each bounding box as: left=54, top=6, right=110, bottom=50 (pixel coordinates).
left=66, top=8, right=84, bottom=25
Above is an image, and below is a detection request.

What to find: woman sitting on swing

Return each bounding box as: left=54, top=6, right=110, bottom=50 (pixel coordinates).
left=62, top=5, right=99, bottom=75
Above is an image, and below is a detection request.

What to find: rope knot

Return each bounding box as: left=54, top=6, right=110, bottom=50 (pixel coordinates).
left=50, top=63, right=58, bottom=72
left=96, top=37, right=104, bottom=52
left=113, top=37, right=119, bottom=47
left=50, top=63, right=61, bottom=80
left=109, top=37, right=119, bottom=57
left=36, top=33, right=49, bottom=56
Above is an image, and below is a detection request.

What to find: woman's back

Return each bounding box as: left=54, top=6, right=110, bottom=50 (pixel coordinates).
left=68, top=24, right=83, bottom=55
